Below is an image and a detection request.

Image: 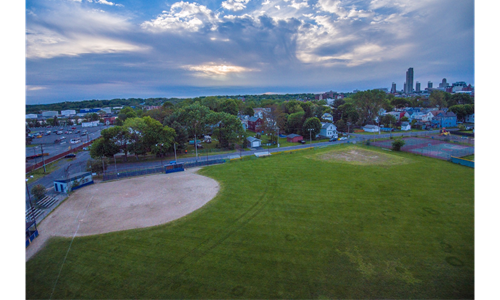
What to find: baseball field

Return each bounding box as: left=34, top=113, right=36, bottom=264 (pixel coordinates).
left=26, top=144, right=474, bottom=299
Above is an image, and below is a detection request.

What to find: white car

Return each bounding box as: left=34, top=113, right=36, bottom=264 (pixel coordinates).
left=339, top=137, right=348, bottom=141
left=70, top=139, right=81, bottom=144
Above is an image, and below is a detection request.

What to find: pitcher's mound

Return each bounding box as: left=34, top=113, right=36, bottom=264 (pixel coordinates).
left=26, top=167, right=219, bottom=260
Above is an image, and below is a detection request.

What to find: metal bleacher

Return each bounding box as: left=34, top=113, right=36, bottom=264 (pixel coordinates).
left=36, top=195, right=58, bottom=209
left=25, top=207, right=43, bottom=221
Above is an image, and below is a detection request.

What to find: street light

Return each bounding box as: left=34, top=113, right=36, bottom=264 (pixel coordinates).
left=308, top=128, right=314, bottom=144
left=156, top=143, right=164, bottom=166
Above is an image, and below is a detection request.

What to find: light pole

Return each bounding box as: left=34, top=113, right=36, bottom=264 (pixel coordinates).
left=276, top=127, right=280, bottom=148
left=308, top=128, right=314, bottom=144
left=174, top=143, right=177, bottom=162
left=40, top=144, right=46, bottom=173
left=194, top=121, right=199, bottom=162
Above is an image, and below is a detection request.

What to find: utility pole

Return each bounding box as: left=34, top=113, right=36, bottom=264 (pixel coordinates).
left=174, top=143, right=177, bottom=162
left=194, top=121, right=199, bottom=162
left=276, top=127, right=280, bottom=148
left=308, top=128, right=314, bottom=144
left=114, top=153, right=117, bottom=173
left=40, top=144, right=46, bottom=173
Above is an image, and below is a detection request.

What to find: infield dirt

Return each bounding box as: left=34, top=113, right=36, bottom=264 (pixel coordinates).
left=26, top=167, right=219, bottom=261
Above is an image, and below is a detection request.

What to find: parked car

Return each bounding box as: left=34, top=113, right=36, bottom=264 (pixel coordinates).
left=45, top=131, right=51, bottom=135
left=54, top=139, right=61, bottom=143
left=81, top=133, right=87, bottom=136
left=299, top=140, right=306, bottom=144
left=70, top=139, right=81, bottom=144
left=75, top=130, right=80, bottom=134
left=71, top=127, right=76, bottom=130
left=64, top=153, right=76, bottom=158
left=60, top=136, right=66, bottom=140
left=68, top=131, right=73, bottom=134
left=329, top=137, right=338, bottom=142
left=339, top=137, right=347, bottom=141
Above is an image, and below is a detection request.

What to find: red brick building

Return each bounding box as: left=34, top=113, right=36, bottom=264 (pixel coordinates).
left=248, top=117, right=263, bottom=132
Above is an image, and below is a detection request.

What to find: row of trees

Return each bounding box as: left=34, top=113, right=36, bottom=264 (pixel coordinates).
left=90, top=104, right=245, bottom=161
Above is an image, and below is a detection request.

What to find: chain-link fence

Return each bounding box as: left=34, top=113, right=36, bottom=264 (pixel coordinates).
left=359, top=134, right=475, bottom=160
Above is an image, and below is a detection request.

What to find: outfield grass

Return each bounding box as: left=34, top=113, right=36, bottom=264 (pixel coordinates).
left=26, top=160, right=63, bottom=181
left=461, top=154, right=474, bottom=161
left=26, top=145, right=474, bottom=299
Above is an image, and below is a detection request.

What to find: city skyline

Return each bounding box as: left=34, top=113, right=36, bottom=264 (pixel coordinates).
left=25, top=0, right=474, bottom=104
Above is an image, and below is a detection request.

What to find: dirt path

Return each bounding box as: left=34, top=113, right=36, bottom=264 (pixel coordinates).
left=26, top=167, right=219, bottom=261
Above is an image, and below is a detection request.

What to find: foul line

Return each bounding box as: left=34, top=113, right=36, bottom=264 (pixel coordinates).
left=49, top=196, right=95, bottom=299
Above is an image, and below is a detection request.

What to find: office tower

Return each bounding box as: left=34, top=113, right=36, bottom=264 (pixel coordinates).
left=404, top=82, right=407, bottom=93
left=416, top=82, right=421, bottom=92
left=391, top=82, right=397, bottom=93
left=439, top=78, right=449, bottom=88
left=405, top=68, right=414, bottom=93
left=428, top=81, right=433, bottom=89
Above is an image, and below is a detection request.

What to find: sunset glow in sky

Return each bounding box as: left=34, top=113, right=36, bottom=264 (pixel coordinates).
left=25, top=0, right=474, bottom=103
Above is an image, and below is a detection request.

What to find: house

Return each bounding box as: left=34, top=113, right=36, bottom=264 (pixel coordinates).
left=286, top=134, right=303, bottom=143
left=53, top=172, right=94, bottom=193
left=401, top=122, right=411, bottom=131
left=247, top=136, right=262, bottom=148
left=103, top=117, right=116, bottom=125
left=465, top=114, right=474, bottom=123
left=385, top=111, right=402, bottom=121
left=363, top=125, right=380, bottom=132
left=321, top=113, right=333, bottom=122
left=319, top=123, right=337, bottom=138
left=431, top=111, right=457, bottom=128
left=61, top=110, right=76, bottom=116
left=26, top=114, right=38, bottom=119
left=247, top=117, right=263, bottom=132
left=253, top=108, right=271, bottom=119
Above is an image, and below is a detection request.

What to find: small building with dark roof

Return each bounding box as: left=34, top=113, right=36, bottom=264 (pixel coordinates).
left=286, top=134, right=304, bottom=143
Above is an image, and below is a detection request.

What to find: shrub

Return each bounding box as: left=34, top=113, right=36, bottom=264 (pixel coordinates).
left=392, top=139, right=405, bottom=151
left=31, top=184, right=46, bottom=201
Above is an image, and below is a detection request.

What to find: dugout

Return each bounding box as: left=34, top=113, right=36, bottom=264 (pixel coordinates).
left=165, top=163, right=184, bottom=174
left=54, top=171, right=94, bottom=193
left=26, top=220, right=39, bottom=248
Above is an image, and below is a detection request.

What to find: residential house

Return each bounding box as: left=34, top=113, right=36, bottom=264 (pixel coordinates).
left=319, top=122, right=337, bottom=138
left=321, top=113, right=333, bottom=122
left=363, top=125, right=380, bottom=132
left=247, top=117, right=263, bottom=132
left=286, top=134, right=303, bottom=143
left=253, top=108, right=271, bottom=119
left=465, top=114, right=474, bottom=123
left=401, top=122, right=411, bottom=131
left=431, top=111, right=457, bottom=128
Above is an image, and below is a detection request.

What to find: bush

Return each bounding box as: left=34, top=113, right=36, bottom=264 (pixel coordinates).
left=392, top=139, right=405, bottom=151
left=31, top=184, right=46, bottom=201
left=458, top=125, right=466, bottom=131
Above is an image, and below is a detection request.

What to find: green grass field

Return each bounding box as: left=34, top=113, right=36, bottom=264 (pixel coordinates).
left=26, top=145, right=474, bottom=299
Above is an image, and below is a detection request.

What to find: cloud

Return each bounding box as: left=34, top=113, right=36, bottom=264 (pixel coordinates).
left=222, top=0, right=251, bottom=12
left=141, top=2, right=218, bottom=32
left=275, top=5, right=280, bottom=10
left=289, top=1, right=309, bottom=10
left=262, top=0, right=270, bottom=5
left=183, top=63, right=258, bottom=77
left=26, top=86, right=47, bottom=91
left=95, top=0, right=115, bottom=5
left=26, top=4, right=146, bottom=59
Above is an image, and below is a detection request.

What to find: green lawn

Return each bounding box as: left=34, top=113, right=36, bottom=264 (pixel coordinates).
left=26, top=159, right=64, bottom=181
left=26, top=145, right=474, bottom=299
left=461, top=154, right=474, bottom=161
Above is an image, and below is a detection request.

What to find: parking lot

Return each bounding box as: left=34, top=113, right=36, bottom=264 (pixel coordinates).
left=26, top=125, right=108, bottom=168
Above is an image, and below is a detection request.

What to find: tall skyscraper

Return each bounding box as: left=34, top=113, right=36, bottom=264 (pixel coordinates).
left=439, top=78, right=449, bottom=88
left=404, top=82, right=407, bottom=93
left=405, top=68, right=414, bottom=94
left=416, top=82, right=421, bottom=92
left=428, top=81, right=433, bottom=89
left=391, top=82, right=397, bottom=93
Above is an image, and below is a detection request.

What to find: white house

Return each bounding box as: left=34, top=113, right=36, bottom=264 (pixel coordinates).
left=253, top=107, right=271, bottom=119
left=26, top=114, right=38, bottom=119
left=319, top=122, right=337, bottom=138
left=363, top=125, right=380, bottom=132
left=401, top=121, right=411, bottom=131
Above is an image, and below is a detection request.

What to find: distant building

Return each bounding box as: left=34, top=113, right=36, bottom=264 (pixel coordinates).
left=416, top=82, right=421, bottom=93
left=391, top=82, right=397, bottom=93
left=42, top=111, right=58, bottom=118
left=403, top=82, right=407, bottom=93
left=439, top=78, right=449, bottom=88
left=26, top=114, right=38, bottom=119
left=428, top=81, right=433, bottom=89
left=405, top=68, right=414, bottom=94
left=101, top=107, right=112, bottom=114
left=375, top=88, right=389, bottom=93
left=61, top=110, right=76, bottom=116
left=80, top=108, right=101, bottom=114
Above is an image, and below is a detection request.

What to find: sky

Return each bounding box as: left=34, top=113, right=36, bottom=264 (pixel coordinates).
left=25, top=0, right=474, bottom=104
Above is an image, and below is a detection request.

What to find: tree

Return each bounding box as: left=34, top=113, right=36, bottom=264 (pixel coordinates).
left=90, top=137, right=120, bottom=159
left=31, top=184, right=46, bottom=201
left=218, top=99, right=239, bottom=115
left=123, top=118, right=148, bottom=159
left=352, top=90, right=388, bottom=125
left=464, top=104, right=474, bottom=117
left=450, top=93, right=472, bottom=105
left=142, top=116, right=176, bottom=156
left=302, top=117, right=322, bottom=140
left=206, top=112, right=244, bottom=149
left=286, top=111, right=305, bottom=134
left=100, top=126, right=131, bottom=161
left=448, top=105, right=467, bottom=122
left=392, top=139, right=405, bottom=151
left=380, top=114, right=397, bottom=127
left=391, top=98, right=412, bottom=108
left=429, top=91, right=447, bottom=109
left=170, top=121, right=189, bottom=149
left=400, top=116, right=409, bottom=123
left=86, top=158, right=108, bottom=175
left=244, top=106, right=255, bottom=117
left=52, top=116, right=59, bottom=126
left=335, top=119, right=347, bottom=132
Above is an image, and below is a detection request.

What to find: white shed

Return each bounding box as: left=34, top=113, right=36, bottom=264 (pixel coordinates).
left=363, top=125, right=380, bottom=132
left=247, top=136, right=262, bottom=148
left=54, top=172, right=94, bottom=193
left=401, top=122, right=411, bottom=131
